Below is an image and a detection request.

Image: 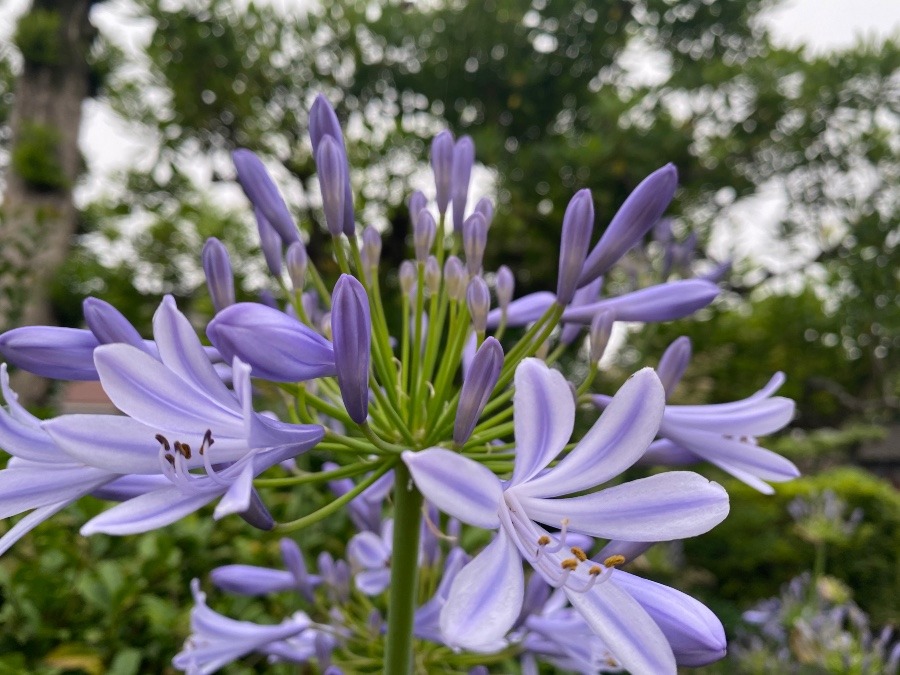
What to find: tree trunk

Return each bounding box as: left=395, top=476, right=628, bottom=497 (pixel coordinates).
left=1, top=0, right=98, bottom=404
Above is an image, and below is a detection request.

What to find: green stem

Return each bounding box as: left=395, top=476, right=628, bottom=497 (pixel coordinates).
left=384, top=461, right=423, bottom=675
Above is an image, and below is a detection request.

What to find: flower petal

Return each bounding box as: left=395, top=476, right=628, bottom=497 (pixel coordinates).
left=520, top=472, right=729, bottom=541
left=663, top=397, right=795, bottom=436
left=486, top=292, right=556, bottom=328
left=81, top=486, right=218, bottom=535
left=402, top=449, right=501, bottom=528
left=0, top=500, right=71, bottom=556
left=519, top=367, right=664, bottom=497
left=509, top=359, right=575, bottom=487
left=440, top=530, right=523, bottom=651
left=565, top=577, right=676, bottom=674
left=211, top=566, right=297, bottom=595
left=0, top=463, right=113, bottom=518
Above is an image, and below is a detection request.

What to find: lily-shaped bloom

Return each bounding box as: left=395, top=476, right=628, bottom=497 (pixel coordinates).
left=594, top=337, right=798, bottom=494
left=211, top=538, right=321, bottom=601
left=172, top=579, right=314, bottom=675
left=403, top=359, right=729, bottom=673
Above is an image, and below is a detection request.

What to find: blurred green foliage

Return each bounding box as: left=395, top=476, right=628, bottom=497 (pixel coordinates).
left=10, top=120, right=67, bottom=191
left=13, top=9, right=61, bottom=67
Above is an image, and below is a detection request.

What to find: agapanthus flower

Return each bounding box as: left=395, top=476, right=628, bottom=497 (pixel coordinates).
left=212, top=538, right=321, bottom=600
left=403, top=358, right=729, bottom=672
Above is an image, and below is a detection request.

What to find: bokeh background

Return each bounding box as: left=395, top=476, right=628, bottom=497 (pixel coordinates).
left=0, top=0, right=898, bottom=672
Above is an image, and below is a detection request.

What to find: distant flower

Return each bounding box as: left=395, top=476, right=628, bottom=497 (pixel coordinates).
left=403, top=359, right=729, bottom=672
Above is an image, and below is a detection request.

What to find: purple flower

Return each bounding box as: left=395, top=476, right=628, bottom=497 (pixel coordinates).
left=202, top=238, right=236, bottom=312
left=579, top=163, right=678, bottom=287
left=232, top=149, right=300, bottom=244
left=309, top=95, right=355, bottom=237
left=454, top=337, right=504, bottom=444
left=0, top=326, right=102, bottom=380
left=286, top=241, right=308, bottom=291
left=463, top=212, right=488, bottom=276
left=331, top=275, right=371, bottom=424
left=451, top=136, right=475, bottom=233
left=211, top=538, right=321, bottom=600
left=431, top=130, right=455, bottom=215
left=402, top=359, right=729, bottom=671
left=466, top=276, right=490, bottom=332
left=315, top=135, right=350, bottom=237
left=556, top=189, right=594, bottom=305
left=255, top=208, right=283, bottom=277
left=657, top=336, right=692, bottom=397
left=207, top=302, right=336, bottom=382
left=347, top=519, right=394, bottom=595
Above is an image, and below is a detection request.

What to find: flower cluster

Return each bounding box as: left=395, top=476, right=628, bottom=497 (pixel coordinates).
left=0, top=94, right=800, bottom=674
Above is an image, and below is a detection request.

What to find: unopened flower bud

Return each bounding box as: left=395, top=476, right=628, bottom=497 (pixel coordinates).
left=496, top=265, right=514, bottom=314
left=424, top=256, right=441, bottom=294
left=414, top=210, right=437, bottom=262
left=431, top=131, right=455, bottom=214
left=559, top=277, right=603, bottom=345
left=557, top=188, right=594, bottom=305
left=451, top=136, right=475, bottom=233
left=466, top=276, right=490, bottom=332
left=309, top=94, right=355, bottom=236
left=254, top=207, right=283, bottom=277
left=463, top=212, right=488, bottom=276
left=579, top=163, right=678, bottom=286
left=286, top=241, right=308, bottom=291
left=238, top=489, right=275, bottom=530
left=232, top=149, right=300, bottom=244
left=657, top=336, right=692, bottom=398
left=316, top=135, right=350, bottom=237
left=474, top=196, right=494, bottom=229
left=82, top=297, right=146, bottom=350
left=444, top=255, right=466, bottom=301
left=332, top=274, right=371, bottom=424
left=319, top=312, right=332, bottom=340
left=202, top=237, right=235, bottom=312
left=362, top=226, right=382, bottom=270
left=454, top=337, right=504, bottom=444
left=589, top=310, right=615, bottom=364
left=408, top=190, right=427, bottom=227
left=399, top=260, right=416, bottom=298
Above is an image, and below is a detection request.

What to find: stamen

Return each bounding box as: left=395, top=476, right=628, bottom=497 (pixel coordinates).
left=174, top=441, right=191, bottom=459
left=155, top=434, right=170, bottom=451
left=537, top=535, right=551, bottom=546
left=588, top=565, right=602, bottom=576
left=200, top=429, right=214, bottom=455
left=560, top=558, right=579, bottom=571
left=164, top=453, right=175, bottom=466
left=603, top=554, right=626, bottom=568
left=544, top=518, right=569, bottom=553
left=570, top=546, right=587, bottom=562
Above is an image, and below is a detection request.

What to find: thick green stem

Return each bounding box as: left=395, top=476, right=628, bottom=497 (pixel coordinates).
left=384, top=462, right=423, bottom=675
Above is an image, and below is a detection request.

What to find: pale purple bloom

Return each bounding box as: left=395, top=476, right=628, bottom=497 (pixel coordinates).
left=232, top=149, right=300, bottom=244
left=83, top=297, right=151, bottom=352
left=413, top=547, right=470, bottom=644
left=361, top=226, right=382, bottom=270
left=324, top=461, right=393, bottom=534
left=414, top=209, right=437, bottom=262
left=466, top=276, right=490, bottom=332
left=309, top=95, right=354, bottom=236
left=347, top=519, right=393, bottom=595
left=474, top=196, right=494, bottom=228
left=454, top=337, right=504, bottom=444
left=408, top=190, right=428, bottom=227
left=495, top=265, right=515, bottom=316
left=579, top=163, right=678, bottom=287
left=403, top=359, right=729, bottom=672
left=173, top=579, right=313, bottom=675
left=211, top=538, right=321, bottom=600
left=316, top=135, right=350, bottom=237
left=463, top=212, right=488, bottom=276
left=431, top=130, right=455, bottom=214
left=202, top=237, right=236, bottom=312
left=589, top=310, right=615, bottom=364
left=594, top=338, right=798, bottom=493
left=0, top=325, right=102, bottom=380
left=424, top=256, right=441, bottom=294
left=657, top=336, right=692, bottom=397
left=255, top=207, right=283, bottom=277
left=443, top=255, right=467, bottom=301
left=331, top=275, right=371, bottom=424
left=398, top=260, right=416, bottom=298
left=207, top=302, right=336, bottom=382
left=451, top=136, right=475, bottom=233
left=556, top=189, right=594, bottom=305
left=286, top=241, right=308, bottom=291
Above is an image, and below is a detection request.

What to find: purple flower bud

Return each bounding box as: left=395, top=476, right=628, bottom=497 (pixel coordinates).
left=362, top=226, right=382, bottom=270
left=454, top=337, right=503, bottom=444
left=559, top=276, right=603, bottom=345
left=408, top=190, right=428, bottom=227
left=466, top=276, right=490, bottom=332
left=332, top=275, right=371, bottom=424
left=474, top=196, right=494, bottom=229
left=556, top=188, right=594, bottom=305
left=399, top=260, right=416, bottom=298
left=207, top=303, right=336, bottom=381
left=315, top=135, right=349, bottom=237
left=202, top=237, right=235, bottom=313
left=286, top=241, right=308, bottom=291
left=701, top=259, right=732, bottom=283
left=562, top=279, right=719, bottom=324
left=444, top=256, right=467, bottom=301
left=657, top=336, right=691, bottom=398
left=462, top=212, right=488, bottom=276
left=431, top=130, right=455, bottom=214
left=579, top=163, right=678, bottom=286
left=496, top=265, right=514, bottom=313
left=82, top=297, right=148, bottom=352
left=309, top=94, right=355, bottom=237
left=414, top=209, right=437, bottom=262
left=451, top=136, right=475, bottom=233
left=589, top=310, right=615, bottom=364
left=425, top=256, right=441, bottom=294
left=255, top=207, right=283, bottom=277
left=0, top=326, right=99, bottom=380
left=238, top=488, right=275, bottom=530
left=232, top=149, right=300, bottom=244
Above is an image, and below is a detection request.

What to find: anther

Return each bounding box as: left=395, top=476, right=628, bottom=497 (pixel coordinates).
left=164, top=453, right=175, bottom=466
left=200, top=429, right=214, bottom=455
left=155, top=434, right=170, bottom=450
left=537, top=535, right=551, bottom=546
left=571, top=546, right=587, bottom=562
left=560, top=558, right=579, bottom=571
left=588, top=565, right=602, bottom=576
left=174, top=441, right=191, bottom=459
left=603, top=554, right=626, bottom=568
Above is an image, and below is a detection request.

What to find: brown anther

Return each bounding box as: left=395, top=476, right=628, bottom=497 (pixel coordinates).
left=155, top=434, right=170, bottom=450
left=603, top=554, right=626, bottom=568
left=588, top=565, right=602, bottom=576
left=560, top=558, right=579, bottom=571
left=200, top=429, right=214, bottom=455
left=174, top=441, right=191, bottom=459
left=537, top=535, right=551, bottom=546
left=164, top=453, right=175, bottom=466
left=570, top=546, right=587, bottom=562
